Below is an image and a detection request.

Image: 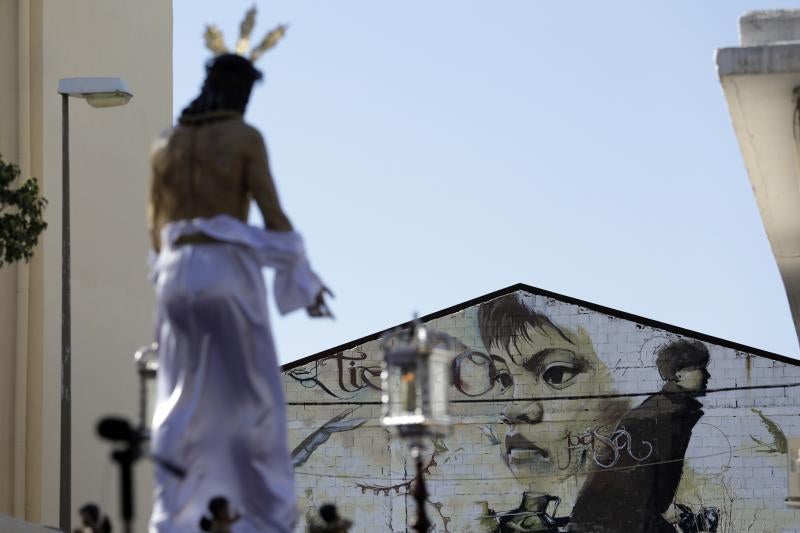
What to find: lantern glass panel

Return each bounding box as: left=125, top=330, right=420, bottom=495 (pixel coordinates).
left=428, top=348, right=450, bottom=419
left=400, top=366, right=418, bottom=414
left=382, top=345, right=422, bottom=421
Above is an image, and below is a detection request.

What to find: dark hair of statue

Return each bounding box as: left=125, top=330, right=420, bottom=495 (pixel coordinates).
left=179, top=54, right=264, bottom=124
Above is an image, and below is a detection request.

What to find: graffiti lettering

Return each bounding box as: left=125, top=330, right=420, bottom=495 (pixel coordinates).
left=335, top=351, right=382, bottom=394
left=563, top=426, right=653, bottom=469
left=286, top=351, right=381, bottom=399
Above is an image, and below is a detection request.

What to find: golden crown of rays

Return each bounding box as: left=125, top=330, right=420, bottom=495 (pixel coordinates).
left=203, top=6, right=287, bottom=62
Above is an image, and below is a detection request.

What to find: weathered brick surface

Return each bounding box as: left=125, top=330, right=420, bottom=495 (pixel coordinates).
left=284, top=289, right=800, bottom=532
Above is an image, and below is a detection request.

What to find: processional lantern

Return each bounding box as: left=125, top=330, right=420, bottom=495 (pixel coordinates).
left=380, top=319, right=455, bottom=532
left=381, top=320, right=455, bottom=440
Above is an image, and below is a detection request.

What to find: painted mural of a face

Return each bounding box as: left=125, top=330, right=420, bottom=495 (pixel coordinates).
left=477, top=295, right=630, bottom=497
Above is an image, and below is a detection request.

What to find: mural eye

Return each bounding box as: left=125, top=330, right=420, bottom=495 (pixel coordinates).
left=496, top=372, right=513, bottom=391
left=542, top=362, right=580, bottom=389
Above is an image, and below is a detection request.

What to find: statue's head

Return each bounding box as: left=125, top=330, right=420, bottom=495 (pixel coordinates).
left=180, top=54, right=263, bottom=121
left=181, top=7, right=286, bottom=123
left=204, top=53, right=263, bottom=113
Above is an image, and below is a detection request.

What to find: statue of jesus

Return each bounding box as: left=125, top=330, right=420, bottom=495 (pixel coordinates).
left=147, top=10, right=330, bottom=533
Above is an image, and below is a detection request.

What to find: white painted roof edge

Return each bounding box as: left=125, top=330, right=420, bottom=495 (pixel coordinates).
left=716, top=43, right=800, bottom=78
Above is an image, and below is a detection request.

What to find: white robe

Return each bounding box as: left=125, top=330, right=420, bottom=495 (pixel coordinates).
left=148, top=215, right=322, bottom=533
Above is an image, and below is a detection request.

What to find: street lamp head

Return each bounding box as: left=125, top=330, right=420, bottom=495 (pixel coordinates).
left=83, top=92, right=132, bottom=108
left=57, top=77, right=133, bottom=108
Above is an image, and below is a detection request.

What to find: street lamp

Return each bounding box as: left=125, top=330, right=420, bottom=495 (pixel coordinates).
left=56, top=77, right=132, bottom=533
left=381, top=320, right=455, bottom=532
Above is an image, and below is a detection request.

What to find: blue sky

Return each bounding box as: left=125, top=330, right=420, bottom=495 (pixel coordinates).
left=173, top=1, right=800, bottom=364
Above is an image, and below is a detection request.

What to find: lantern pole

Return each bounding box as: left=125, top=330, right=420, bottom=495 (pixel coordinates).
left=410, top=445, right=431, bottom=533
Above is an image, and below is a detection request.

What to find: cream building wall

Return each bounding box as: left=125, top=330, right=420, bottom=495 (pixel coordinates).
left=0, top=0, right=22, bottom=523
left=0, top=0, right=172, bottom=529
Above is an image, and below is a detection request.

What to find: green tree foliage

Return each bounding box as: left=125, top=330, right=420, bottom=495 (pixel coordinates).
left=0, top=155, right=47, bottom=267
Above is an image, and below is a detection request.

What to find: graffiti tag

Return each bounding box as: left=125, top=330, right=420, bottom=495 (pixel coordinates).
left=563, top=426, right=653, bottom=469
left=286, top=351, right=381, bottom=399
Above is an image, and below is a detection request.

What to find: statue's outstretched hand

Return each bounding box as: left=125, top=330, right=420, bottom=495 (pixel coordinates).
left=307, top=286, right=334, bottom=319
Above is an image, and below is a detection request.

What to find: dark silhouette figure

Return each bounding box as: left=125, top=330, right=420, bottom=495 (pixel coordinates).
left=73, top=503, right=112, bottom=533
left=199, top=496, right=240, bottom=533
left=567, top=340, right=711, bottom=533
left=308, top=503, right=353, bottom=532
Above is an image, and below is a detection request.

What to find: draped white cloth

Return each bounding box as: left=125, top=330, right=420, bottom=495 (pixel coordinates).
left=148, top=215, right=323, bottom=533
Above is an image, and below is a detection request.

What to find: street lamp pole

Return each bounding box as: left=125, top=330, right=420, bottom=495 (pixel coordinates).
left=60, top=92, right=71, bottom=533
left=57, top=77, right=132, bottom=533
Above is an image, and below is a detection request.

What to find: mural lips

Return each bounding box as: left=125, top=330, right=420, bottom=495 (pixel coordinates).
left=505, top=432, right=550, bottom=464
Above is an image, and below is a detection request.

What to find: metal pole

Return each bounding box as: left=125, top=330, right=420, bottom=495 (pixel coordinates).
left=60, top=93, right=71, bottom=533
left=411, top=447, right=431, bottom=533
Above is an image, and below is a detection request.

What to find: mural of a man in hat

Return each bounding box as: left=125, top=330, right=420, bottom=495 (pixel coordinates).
left=567, top=339, right=711, bottom=533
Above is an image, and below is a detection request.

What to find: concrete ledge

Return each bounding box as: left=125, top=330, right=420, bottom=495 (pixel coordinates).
left=717, top=43, right=800, bottom=77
